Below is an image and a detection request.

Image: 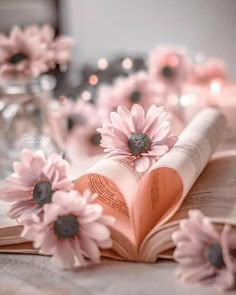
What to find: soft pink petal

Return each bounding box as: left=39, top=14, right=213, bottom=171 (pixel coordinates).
left=134, top=157, right=151, bottom=172
left=81, top=222, right=111, bottom=241
left=53, top=239, right=75, bottom=269
left=79, top=233, right=101, bottom=263
left=71, top=237, right=86, bottom=266
left=131, top=104, right=145, bottom=132
left=79, top=204, right=103, bottom=224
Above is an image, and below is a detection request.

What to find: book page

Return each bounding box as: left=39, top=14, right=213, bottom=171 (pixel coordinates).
left=0, top=201, right=26, bottom=246
left=167, top=151, right=236, bottom=224
left=75, top=158, right=143, bottom=250
left=141, top=151, right=236, bottom=262
left=0, top=201, right=16, bottom=227
left=134, top=107, right=226, bottom=244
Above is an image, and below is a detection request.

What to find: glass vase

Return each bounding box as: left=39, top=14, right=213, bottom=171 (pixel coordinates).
left=0, top=74, right=57, bottom=177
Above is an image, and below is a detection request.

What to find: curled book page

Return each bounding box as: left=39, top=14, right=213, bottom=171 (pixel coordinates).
left=75, top=107, right=226, bottom=259
left=141, top=150, right=236, bottom=262
left=136, top=107, right=226, bottom=245
left=75, top=158, right=143, bottom=256
left=168, top=150, right=236, bottom=225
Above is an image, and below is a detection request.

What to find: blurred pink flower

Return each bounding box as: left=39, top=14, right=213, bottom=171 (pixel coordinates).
left=172, top=210, right=236, bottom=291
left=49, top=35, right=73, bottom=70
left=97, top=104, right=177, bottom=172
left=24, top=25, right=55, bottom=45
left=189, top=58, right=227, bottom=85
left=0, top=25, right=73, bottom=80
left=148, top=46, right=192, bottom=96
left=25, top=24, right=73, bottom=69
left=66, top=116, right=104, bottom=158
left=97, top=71, right=164, bottom=112
left=0, top=149, right=73, bottom=224
left=49, top=97, right=105, bottom=157
left=0, top=26, right=51, bottom=80
left=49, top=97, right=95, bottom=149
left=21, top=190, right=115, bottom=269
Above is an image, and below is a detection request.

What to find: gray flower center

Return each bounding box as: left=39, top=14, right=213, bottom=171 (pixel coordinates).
left=161, top=66, right=175, bottom=78
left=230, top=249, right=236, bottom=257
left=129, top=91, right=141, bottom=103
left=9, top=53, right=28, bottom=64
left=54, top=215, right=79, bottom=239
left=33, top=181, right=52, bottom=206
left=67, top=117, right=74, bottom=131
left=128, top=133, right=151, bottom=156
left=90, top=133, right=102, bottom=146
left=67, top=114, right=86, bottom=131
left=204, top=242, right=225, bottom=269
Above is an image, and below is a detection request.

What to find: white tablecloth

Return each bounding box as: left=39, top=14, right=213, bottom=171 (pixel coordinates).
left=0, top=254, right=223, bottom=295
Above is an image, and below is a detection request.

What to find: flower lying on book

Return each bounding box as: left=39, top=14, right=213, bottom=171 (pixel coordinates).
left=172, top=210, right=236, bottom=291
left=0, top=149, right=73, bottom=224
left=21, top=190, right=115, bottom=269
left=97, top=104, right=178, bottom=172
left=0, top=25, right=73, bottom=80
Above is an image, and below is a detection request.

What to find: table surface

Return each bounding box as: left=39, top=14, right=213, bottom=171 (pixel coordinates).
left=0, top=254, right=227, bottom=295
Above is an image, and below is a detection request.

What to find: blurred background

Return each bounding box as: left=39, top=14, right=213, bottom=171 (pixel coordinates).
left=62, top=0, right=236, bottom=77
left=0, top=0, right=235, bottom=175
left=0, top=0, right=236, bottom=91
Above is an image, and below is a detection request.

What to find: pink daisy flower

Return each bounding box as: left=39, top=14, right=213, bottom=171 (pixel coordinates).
left=97, top=104, right=177, bottom=172
left=0, top=149, right=73, bottom=224
left=49, top=97, right=105, bottom=157
left=21, top=190, right=115, bottom=269
left=0, top=26, right=52, bottom=80
left=148, top=46, right=192, bottom=96
left=172, top=210, right=236, bottom=291
left=190, top=58, right=227, bottom=85
left=97, top=71, right=164, bottom=112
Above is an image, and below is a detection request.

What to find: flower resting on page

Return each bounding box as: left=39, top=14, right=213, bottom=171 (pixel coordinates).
left=0, top=149, right=73, bottom=224
left=21, top=190, right=115, bottom=269
left=97, top=104, right=177, bottom=173
left=172, top=210, right=236, bottom=291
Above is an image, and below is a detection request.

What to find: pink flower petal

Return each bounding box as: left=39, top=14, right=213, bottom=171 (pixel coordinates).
left=38, top=228, right=57, bottom=254
left=79, top=233, right=101, bottom=263
left=21, top=149, right=34, bottom=165
left=79, top=204, right=103, bottom=224
left=81, top=222, right=110, bottom=241
left=53, top=239, right=75, bottom=268
left=71, top=237, right=86, bottom=266
left=98, top=215, right=115, bottom=226
left=52, top=179, right=73, bottom=191
left=97, top=238, right=113, bottom=249
left=131, top=104, right=145, bottom=133
left=43, top=203, right=62, bottom=225
left=134, top=157, right=150, bottom=172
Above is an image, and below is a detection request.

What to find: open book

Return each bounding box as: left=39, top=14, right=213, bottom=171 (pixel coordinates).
left=1, top=107, right=236, bottom=262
